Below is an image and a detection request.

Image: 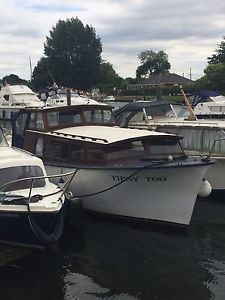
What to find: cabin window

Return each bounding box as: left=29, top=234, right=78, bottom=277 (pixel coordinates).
left=145, top=137, right=183, bottom=158
left=28, top=112, right=36, bottom=129
left=70, top=144, right=104, bottom=163
left=85, top=147, right=104, bottom=162
left=36, top=113, right=44, bottom=129
left=70, top=144, right=85, bottom=161
left=28, top=112, right=44, bottom=130
left=0, top=166, right=45, bottom=192
left=3, top=95, right=9, bottom=101
left=84, top=110, right=97, bottom=123
left=47, top=111, right=81, bottom=127
left=48, top=112, right=59, bottom=126
left=106, top=140, right=145, bottom=161
left=84, top=109, right=112, bottom=123
left=128, top=111, right=145, bottom=123
left=0, top=129, right=8, bottom=147
left=35, top=138, right=44, bottom=156
left=48, top=140, right=68, bottom=160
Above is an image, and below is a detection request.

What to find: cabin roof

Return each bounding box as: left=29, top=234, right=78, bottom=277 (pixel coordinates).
left=144, top=118, right=225, bottom=128
left=22, top=103, right=113, bottom=112
left=51, top=125, right=176, bottom=144
left=0, top=147, right=43, bottom=168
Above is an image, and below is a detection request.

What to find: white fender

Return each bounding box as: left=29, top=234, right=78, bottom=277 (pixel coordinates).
left=197, top=178, right=212, bottom=198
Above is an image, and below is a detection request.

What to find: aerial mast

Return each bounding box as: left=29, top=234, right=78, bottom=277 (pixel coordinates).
left=29, top=56, right=33, bottom=81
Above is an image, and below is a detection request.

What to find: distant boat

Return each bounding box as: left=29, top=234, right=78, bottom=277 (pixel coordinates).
left=40, top=88, right=100, bottom=106
left=103, top=95, right=115, bottom=102
left=11, top=103, right=213, bottom=226
left=0, top=127, right=75, bottom=249
left=0, top=84, right=44, bottom=120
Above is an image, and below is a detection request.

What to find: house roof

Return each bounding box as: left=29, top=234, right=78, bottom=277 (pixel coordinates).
left=139, top=72, right=194, bottom=86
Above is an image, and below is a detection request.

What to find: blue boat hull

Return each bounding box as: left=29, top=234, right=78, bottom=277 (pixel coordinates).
left=0, top=208, right=65, bottom=249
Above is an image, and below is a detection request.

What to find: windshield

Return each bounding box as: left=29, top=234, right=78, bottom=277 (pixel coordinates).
left=83, top=108, right=112, bottom=123
left=0, top=128, right=9, bottom=146
left=0, top=165, right=46, bottom=192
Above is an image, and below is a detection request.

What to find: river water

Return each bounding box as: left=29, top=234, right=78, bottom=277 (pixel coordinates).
left=0, top=196, right=225, bottom=300
left=1, top=111, right=225, bottom=300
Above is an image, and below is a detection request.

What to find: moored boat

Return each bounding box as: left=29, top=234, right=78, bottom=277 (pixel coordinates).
left=112, top=89, right=225, bottom=193
left=0, top=127, right=75, bottom=248
left=0, top=84, right=43, bottom=120
left=11, top=104, right=214, bottom=226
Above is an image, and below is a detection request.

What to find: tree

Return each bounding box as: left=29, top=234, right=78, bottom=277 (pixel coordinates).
left=1, top=74, right=29, bottom=86
left=99, top=61, right=124, bottom=86
left=32, top=17, right=102, bottom=90
left=204, top=63, right=225, bottom=90
left=208, top=36, right=225, bottom=64
left=136, top=50, right=171, bottom=78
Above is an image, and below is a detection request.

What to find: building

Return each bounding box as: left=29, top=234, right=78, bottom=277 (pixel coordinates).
left=127, top=72, right=194, bottom=91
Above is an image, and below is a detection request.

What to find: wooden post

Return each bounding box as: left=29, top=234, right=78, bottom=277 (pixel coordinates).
left=67, top=88, right=71, bottom=106
left=180, top=86, right=197, bottom=120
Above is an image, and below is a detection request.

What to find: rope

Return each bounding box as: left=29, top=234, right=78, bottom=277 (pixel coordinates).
left=75, top=160, right=170, bottom=198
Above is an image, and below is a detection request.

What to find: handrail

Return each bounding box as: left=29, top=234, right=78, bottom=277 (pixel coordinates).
left=0, top=170, right=77, bottom=201
left=207, top=136, right=225, bottom=157
left=50, top=130, right=108, bottom=143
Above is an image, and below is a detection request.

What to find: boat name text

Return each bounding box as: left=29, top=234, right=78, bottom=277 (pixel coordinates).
left=110, top=175, right=167, bottom=182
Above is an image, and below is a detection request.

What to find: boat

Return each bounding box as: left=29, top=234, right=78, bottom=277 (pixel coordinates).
left=0, top=127, right=75, bottom=249
left=112, top=100, right=189, bottom=127
left=0, top=84, right=44, bottom=120
left=112, top=90, right=225, bottom=127
left=188, top=90, right=225, bottom=107
left=40, top=88, right=99, bottom=106
left=103, top=95, right=116, bottom=102
left=10, top=103, right=213, bottom=226
left=113, top=88, right=225, bottom=193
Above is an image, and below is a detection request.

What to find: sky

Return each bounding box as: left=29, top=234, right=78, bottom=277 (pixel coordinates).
left=1, top=0, right=225, bottom=82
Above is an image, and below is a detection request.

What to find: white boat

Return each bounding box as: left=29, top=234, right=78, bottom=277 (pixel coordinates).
left=112, top=89, right=225, bottom=193
left=103, top=95, right=115, bottom=102
left=43, top=88, right=99, bottom=106
left=0, top=127, right=75, bottom=248
left=122, top=112, right=225, bottom=192
left=112, top=90, right=225, bottom=127
left=0, top=84, right=44, bottom=120
left=10, top=104, right=213, bottom=226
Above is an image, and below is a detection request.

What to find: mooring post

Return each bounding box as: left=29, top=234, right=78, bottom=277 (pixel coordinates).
left=67, top=88, right=71, bottom=106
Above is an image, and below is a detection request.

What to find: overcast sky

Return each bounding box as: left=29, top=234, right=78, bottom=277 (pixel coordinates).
left=1, top=0, right=225, bottom=82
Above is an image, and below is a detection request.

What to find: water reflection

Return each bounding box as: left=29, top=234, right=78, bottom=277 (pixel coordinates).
left=0, top=121, right=225, bottom=299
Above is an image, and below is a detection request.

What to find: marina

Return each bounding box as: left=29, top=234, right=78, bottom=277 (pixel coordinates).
left=10, top=103, right=213, bottom=225
left=0, top=101, right=225, bottom=300
left=1, top=1, right=225, bottom=298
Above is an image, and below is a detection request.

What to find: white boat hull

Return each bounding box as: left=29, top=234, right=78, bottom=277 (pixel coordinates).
left=201, top=157, right=225, bottom=191
left=45, top=164, right=210, bottom=226
left=185, top=153, right=225, bottom=191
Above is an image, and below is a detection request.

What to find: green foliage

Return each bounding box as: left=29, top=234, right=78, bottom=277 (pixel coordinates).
left=203, top=63, right=225, bottom=90
left=1, top=74, right=29, bottom=86
left=190, top=76, right=210, bottom=91
left=99, top=61, right=121, bottom=85
left=32, top=17, right=102, bottom=90
left=203, top=36, right=225, bottom=92
left=208, top=36, right=225, bottom=64
left=136, top=50, right=171, bottom=78
left=31, top=57, right=55, bottom=90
